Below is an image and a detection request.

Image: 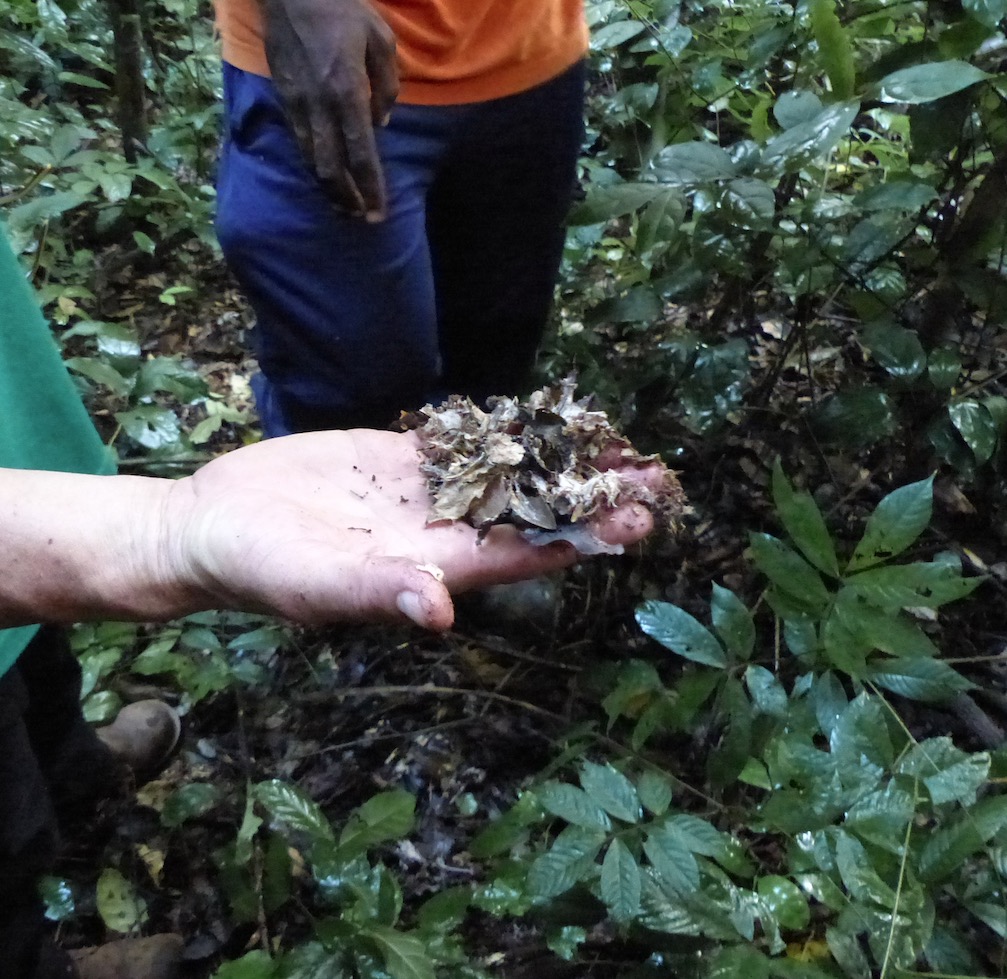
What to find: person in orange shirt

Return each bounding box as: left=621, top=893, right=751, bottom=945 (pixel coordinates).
left=214, top=0, right=589, bottom=435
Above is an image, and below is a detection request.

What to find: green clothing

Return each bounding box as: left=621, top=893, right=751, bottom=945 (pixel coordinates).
left=0, top=222, right=114, bottom=678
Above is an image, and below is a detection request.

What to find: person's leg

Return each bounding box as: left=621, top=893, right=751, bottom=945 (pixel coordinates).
left=427, top=61, right=587, bottom=404
left=216, top=64, right=461, bottom=435
left=0, top=665, right=73, bottom=979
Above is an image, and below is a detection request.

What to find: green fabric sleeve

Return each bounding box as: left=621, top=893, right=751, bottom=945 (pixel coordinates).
left=0, top=221, right=116, bottom=677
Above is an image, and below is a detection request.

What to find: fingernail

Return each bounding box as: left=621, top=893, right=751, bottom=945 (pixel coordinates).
left=365, top=209, right=384, bottom=224
left=396, top=590, right=425, bottom=626
left=382, top=112, right=392, bottom=126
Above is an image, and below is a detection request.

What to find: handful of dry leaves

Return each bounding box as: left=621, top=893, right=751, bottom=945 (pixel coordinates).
left=408, top=377, right=687, bottom=554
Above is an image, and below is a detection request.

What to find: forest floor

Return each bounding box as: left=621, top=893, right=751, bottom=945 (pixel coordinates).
left=52, top=242, right=1007, bottom=975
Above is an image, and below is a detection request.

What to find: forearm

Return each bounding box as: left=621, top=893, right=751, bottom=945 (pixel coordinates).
left=0, top=468, right=198, bottom=627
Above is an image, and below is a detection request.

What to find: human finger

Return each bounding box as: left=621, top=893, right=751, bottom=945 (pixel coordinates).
left=310, top=100, right=368, bottom=215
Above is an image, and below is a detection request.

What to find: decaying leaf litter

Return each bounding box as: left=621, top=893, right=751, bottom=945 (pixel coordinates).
left=412, top=376, right=688, bottom=552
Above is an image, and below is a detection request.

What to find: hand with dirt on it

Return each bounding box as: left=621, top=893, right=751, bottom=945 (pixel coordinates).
left=262, top=0, right=398, bottom=221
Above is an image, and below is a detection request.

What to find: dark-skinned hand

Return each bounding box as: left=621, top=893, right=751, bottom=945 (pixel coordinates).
left=262, top=0, right=398, bottom=220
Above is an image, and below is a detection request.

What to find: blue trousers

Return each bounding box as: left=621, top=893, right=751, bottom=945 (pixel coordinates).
left=216, top=60, right=586, bottom=436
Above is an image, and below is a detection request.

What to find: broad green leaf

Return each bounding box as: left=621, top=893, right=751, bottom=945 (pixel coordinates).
left=854, top=180, right=936, bottom=212
left=898, top=737, right=989, bottom=805
left=771, top=461, right=839, bottom=577
left=950, top=399, right=998, bottom=463
left=98, top=170, right=132, bottom=203
left=114, top=405, right=182, bottom=450
left=537, top=782, right=612, bottom=830
left=833, top=594, right=938, bottom=658
left=96, top=867, right=148, bottom=933
left=809, top=0, right=855, bottom=99
left=254, top=780, right=335, bottom=847
left=364, top=926, right=435, bottom=979
left=774, top=90, right=823, bottom=129
left=835, top=832, right=897, bottom=906
left=235, top=786, right=264, bottom=865
left=707, top=945, right=771, bottom=978
left=579, top=761, right=641, bottom=823
left=827, top=924, right=872, bottom=979
left=416, top=886, right=470, bottom=932
left=756, top=875, right=810, bottom=930
left=964, top=0, right=1007, bottom=28
left=811, top=671, right=848, bottom=738
left=848, top=476, right=934, bottom=571
left=213, top=950, right=277, bottom=979
left=830, top=692, right=894, bottom=776
left=637, top=771, right=673, bottom=816
left=866, top=656, right=974, bottom=702
left=526, top=826, right=605, bottom=899
left=717, top=177, right=776, bottom=229
left=600, top=838, right=642, bottom=922
left=845, top=562, right=981, bottom=609
left=591, top=19, right=647, bottom=49
left=919, top=795, right=1007, bottom=881
left=845, top=783, right=916, bottom=852
left=8, top=190, right=88, bottom=227
left=759, top=101, right=859, bottom=175
left=636, top=601, right=728, bottom=667
left=711, top=584, right=755, bottom=660
left=812, top=387, right=896, bottom=448
left=339, top=790, right=415, bottom=856
left=877, top=61, right=989, bottom=103
left=643, top=823, right=701, bottom=894
left=469, top=792, right=540, bottom=858
left=745, top=665, right=788, bottom=718
left=862, top=322, right=926, bottom=382
left=568, top=183, right=668, bottom=225
left=649, top=141, right=737, bottom=185
left=65, top=356, right=133, bottom=397
left=161, top=783, right=221, bottom=828
left=749, top=534, right=830, bottom=615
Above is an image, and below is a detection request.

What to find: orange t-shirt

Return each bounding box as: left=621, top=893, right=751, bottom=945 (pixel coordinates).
left=216, top=0, right=588, bottom=105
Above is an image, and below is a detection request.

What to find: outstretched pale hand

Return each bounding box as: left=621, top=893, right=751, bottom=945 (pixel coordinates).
left=167, top=429, right=659, bottom=631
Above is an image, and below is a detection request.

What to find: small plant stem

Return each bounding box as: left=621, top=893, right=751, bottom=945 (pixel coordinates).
left=878, top=780, right=918, bottom=979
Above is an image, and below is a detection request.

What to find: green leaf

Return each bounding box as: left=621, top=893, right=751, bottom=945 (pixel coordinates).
left=898, top=737, right=989, bottom=805
left=468, top=793, right=540, bottom=858
left=963, top=0, right=1007, bottom=28
left=862, top=322, right=927, bottom=382
left=717, top=177, right=776, bottom=230
left=919, top=795, right=1007, bottom=882
left=8, top=190, right=88, bottom=228
left=845, top=783, right=916, bottom=851
left=757, top=875, right=810, bottom=931
left=591, top=18, right=648, bottom=49
left=636, top=601, right=728, bottom=667
left=545, top=925, right=587, bottom=961
left=845, top=562, right=981, bottom=609
left=339, top=790, right=415, bottom=857
left=538, top=782, right=611, bottom=830
left=928, top=346, right=963, bottom=389
left=832, top=594, right=939, bottom=658
left=877, top=61, right=989, bottom=103
left=600, top=838, right=642, bottom=922
left=649, top=141, right=737, bottom=185
left=950, top=399, right=998, bottom=463
left=65, top=356, right=133, bottom=397
left=759, top=101, right=859, bottom=175
left=749, top=534, right=831, bottom=615
left=812, top=387, right=896, bottom=448
left=579, top=761, right=641, bottom=823
left=827, top=924, right=872, bottom=979
left=745, top=665, right=789, bottom=718
left=254, top=780, right=335, bottom=847
left=526, top=826, right=605, bottom=899
left=847, top=476, right=934, bottom=571
left=213, top=950, right=278, bottom=979
left=38, top=876, right=75, bottom=922
left=568, top=183, right=668, bottom=225
left=161, top=783, right=222, bottom=828
left=364, top=926, right=435, bottom=979
left=114, top=405, right=182, bottom=450
left=835, top=832, right=897, bottom=906
left=866, top=656, right=974, bottom=702
left=809, top=0, right=855, bottom=99
left=637, top=771, right=673, bottom=816
left=96, top=867, right=148, bottom=933
left=774, top=91, right=824, bottom=129
left=771, top=461, right=839, bottom=577
left=710, top=584, right=755, bottom=660
left=643, top=823, right=701, bottom=894
left=854, top=180, right=936, bottom=213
